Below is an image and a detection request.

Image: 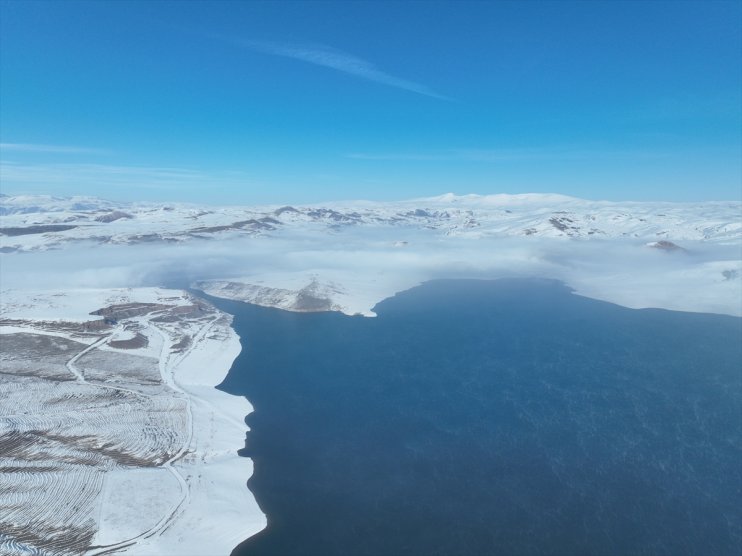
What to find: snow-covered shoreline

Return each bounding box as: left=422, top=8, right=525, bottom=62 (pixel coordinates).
left=111, top=300, right=267, bottom=555
left=0, top=287, right=266, bottom=555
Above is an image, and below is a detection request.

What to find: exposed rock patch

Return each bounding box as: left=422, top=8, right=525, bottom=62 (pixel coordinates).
left=646, top=240, right=687, bottom=252
left=0, top=224, right=77, bottom=236
left=95, top=211, right=133, bottom=223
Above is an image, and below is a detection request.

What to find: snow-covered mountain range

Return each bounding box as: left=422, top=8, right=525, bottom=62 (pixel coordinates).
left=1, top=193, right=739, bottom=253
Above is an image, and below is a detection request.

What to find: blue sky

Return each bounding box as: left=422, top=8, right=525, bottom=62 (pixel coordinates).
left=0, top=0, right=740, bottom=203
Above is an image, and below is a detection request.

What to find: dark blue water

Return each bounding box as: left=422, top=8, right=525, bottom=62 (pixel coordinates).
left=208, top=279, right=742, bottom=556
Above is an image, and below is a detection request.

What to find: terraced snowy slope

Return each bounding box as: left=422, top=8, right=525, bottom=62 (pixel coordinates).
left=0, top=289, right=265, bottom=556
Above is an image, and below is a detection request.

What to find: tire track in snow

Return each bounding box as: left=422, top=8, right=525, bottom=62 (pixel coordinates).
left=85, top=315, right=221, bottom=555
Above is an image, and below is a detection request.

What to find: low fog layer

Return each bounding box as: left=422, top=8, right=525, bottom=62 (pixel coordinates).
left=2, top=225, right=740, bottom=316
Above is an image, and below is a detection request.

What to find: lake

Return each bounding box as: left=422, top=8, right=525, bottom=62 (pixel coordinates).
left=207, top=279, right=742, bottom=556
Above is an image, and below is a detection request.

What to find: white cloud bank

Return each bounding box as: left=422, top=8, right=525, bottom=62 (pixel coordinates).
left=2, top=226, right=739, bottom=317
left=0, top=143, right=111, bottom=155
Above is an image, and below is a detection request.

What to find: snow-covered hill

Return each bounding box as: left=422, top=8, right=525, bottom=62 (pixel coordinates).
left=0, top=288, right=265, bottom=556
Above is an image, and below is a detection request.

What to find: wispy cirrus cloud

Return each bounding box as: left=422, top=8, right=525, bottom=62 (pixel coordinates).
left=346, top=147, right=673, bottom=162
left=0, top=161, right=249, bottom=193
left=0, top=143, right=111, bottom=155
left=238, top=39, right=450, bottom=101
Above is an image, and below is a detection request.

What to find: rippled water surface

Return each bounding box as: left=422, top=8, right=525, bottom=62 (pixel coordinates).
left=210, top=279, right=742, bottom=556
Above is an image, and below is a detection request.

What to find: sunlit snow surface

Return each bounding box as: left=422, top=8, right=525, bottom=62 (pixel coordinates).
left=0, top=193, right=740, bottom=554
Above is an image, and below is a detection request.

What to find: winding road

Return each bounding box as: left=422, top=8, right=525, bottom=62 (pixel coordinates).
left=63, top=315, right=222, bottom=555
